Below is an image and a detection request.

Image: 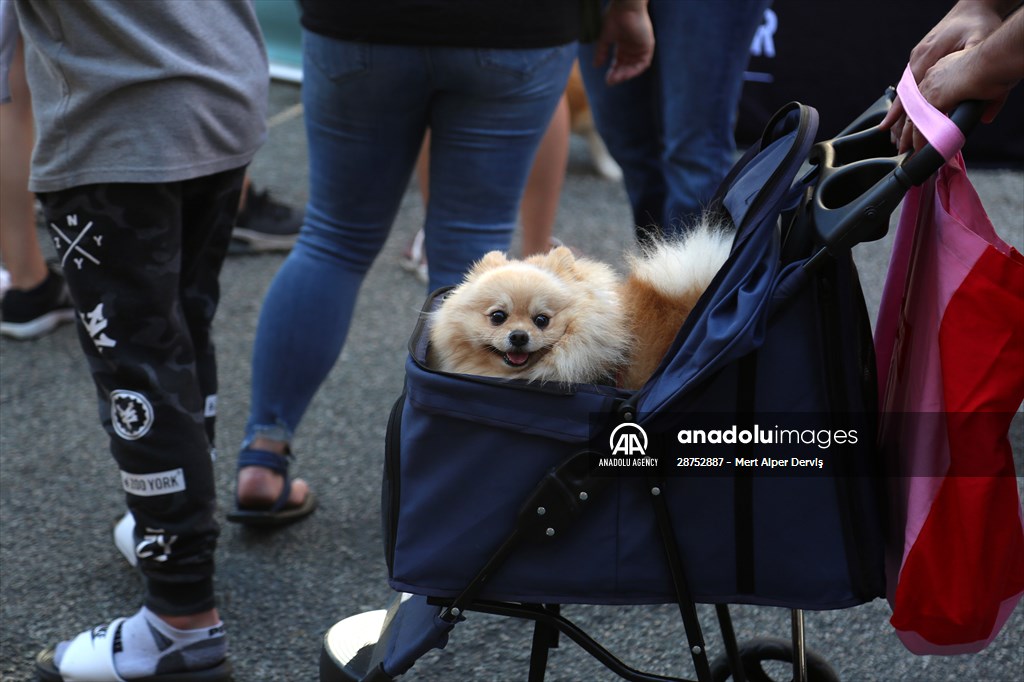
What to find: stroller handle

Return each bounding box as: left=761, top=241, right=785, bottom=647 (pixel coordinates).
left=900, top=97, right=985, bottom=185
left=806, top=90, right=985, bottom=268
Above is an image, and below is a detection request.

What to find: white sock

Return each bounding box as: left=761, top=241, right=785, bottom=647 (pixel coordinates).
left=53, top=607, right=227, bottom=679
left=114, top=607, right=227, bottom=678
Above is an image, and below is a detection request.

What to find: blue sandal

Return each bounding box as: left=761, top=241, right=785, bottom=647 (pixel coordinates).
left=226, top=448, right=316, bottom=527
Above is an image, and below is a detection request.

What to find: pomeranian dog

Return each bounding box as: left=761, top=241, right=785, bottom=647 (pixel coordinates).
left=428, top=218, right=733, bottom=389
left=428, top=247, right=630, bottom=385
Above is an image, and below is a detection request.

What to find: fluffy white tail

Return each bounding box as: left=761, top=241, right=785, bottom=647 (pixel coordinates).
left=628, top=218, right=734, bottom=298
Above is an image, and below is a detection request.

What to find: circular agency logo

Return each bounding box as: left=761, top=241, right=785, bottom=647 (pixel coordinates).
left=609, top=422, right=648, bottom=457
left=110, top=389, right=154, bottom=441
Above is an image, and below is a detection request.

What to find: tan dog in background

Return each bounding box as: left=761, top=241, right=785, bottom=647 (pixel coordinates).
left=566, top=62, right=623, bottom=181
left=428, top=218, right=733, bottom=389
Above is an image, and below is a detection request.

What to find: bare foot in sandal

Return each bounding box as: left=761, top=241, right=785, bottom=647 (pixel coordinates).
left=236, top=462, right=310, bottom=509
left=227, top=439, right=316, bottom=527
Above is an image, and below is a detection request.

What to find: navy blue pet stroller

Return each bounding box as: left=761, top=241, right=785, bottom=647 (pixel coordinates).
left=320, top=93, right=982, bottom=682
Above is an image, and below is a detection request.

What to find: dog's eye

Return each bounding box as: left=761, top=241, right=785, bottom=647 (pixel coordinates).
left=489, top=311, right=507, bottom=326
left=533, top=314, right=550, bottom=329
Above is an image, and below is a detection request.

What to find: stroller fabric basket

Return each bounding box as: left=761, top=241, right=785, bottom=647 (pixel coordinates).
left=383, top=101, right=888, bottom=612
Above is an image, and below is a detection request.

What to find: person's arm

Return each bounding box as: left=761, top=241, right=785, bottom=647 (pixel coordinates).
left=905, top=0, right=1013, bottom=82
left=1, top=0, right=19, bottom=103
left=591, top=0, right=655, bottom=86
left=917, top=7, right=1023, bottom=118
left=881, top=1, right=1023, bottom=151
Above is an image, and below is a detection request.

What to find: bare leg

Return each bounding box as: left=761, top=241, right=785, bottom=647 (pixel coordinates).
left=416, top=133, right=430, bottom=204
left=0, top=38, right=47, bottom=290
left=159, top=609, right=221, bottom=630
left=519, top=94, right=570, bottom=256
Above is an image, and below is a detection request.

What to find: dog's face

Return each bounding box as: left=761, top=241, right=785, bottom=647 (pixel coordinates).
left=429, top=249, right=582, bottom=380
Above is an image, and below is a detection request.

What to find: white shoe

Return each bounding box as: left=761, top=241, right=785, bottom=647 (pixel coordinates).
left=113, top=512, right=138, bottom=567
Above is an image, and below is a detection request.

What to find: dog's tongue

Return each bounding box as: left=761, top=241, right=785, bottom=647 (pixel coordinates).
left=505, top=351, right=530, bottom=367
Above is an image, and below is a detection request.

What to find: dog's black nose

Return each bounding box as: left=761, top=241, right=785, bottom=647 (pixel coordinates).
left=508, top=330, right=529, bottom=348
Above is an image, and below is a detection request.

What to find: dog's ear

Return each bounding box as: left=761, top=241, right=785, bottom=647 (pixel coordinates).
left=471, top=251, right=509, bottom=274
left=535, top=246, right=578, bottom=278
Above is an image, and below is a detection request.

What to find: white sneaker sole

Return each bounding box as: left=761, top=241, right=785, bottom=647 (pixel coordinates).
left=0, top=308, right=75, bottom=340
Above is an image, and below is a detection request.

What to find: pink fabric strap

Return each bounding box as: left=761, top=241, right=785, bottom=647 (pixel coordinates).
left=897, top=64, right=966, bottom=160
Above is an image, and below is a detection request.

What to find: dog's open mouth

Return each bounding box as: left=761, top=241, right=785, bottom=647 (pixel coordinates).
left=502, top=350, right=531, bottom=368
left=488, top=346, right=542, bottom=370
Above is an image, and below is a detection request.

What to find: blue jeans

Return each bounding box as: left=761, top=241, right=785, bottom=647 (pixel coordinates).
left=579, top=0, right=770, bottom=238
left=244, top=32, right=575, bottom=446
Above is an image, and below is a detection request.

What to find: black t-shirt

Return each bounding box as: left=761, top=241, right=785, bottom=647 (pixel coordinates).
left=299, top=0, right=584, bottom=48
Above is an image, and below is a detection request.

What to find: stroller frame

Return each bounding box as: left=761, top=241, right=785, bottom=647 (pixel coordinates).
left=426, top=450, right=738, bottom=682
left=325, top=445, right=818, bottom=682
left=320, top=92, right=983, bottom=682
left=457, top=602, right=811, bottom=682
left=414, top=447, right=816, bottom=682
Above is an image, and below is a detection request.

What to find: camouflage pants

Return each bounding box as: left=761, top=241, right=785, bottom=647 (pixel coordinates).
left=38, top=167, right=246, bottom=615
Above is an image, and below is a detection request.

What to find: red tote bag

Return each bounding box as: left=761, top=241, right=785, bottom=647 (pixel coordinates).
left=875, top=68, right=1024, bottom=654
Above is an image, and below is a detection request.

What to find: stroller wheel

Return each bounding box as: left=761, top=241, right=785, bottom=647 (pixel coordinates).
left=320, top=609, right=390, bottom=682
left=709, top=637, right=839, bottom=682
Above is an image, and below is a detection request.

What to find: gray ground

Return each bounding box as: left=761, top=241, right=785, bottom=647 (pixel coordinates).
left=2, top=81, right=1022, bottom=681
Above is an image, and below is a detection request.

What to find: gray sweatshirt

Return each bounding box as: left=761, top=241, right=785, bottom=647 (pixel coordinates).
left=12, top=0, right=268, bottom=192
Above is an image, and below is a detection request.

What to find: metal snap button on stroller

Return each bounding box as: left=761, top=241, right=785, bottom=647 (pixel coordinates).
left=320, top=92, right=982, bottom=682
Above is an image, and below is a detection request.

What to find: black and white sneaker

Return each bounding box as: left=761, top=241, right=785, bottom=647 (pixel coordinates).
left=230, top=187, right=302, bottom=254
left=0, top=263, right=75, bottom=340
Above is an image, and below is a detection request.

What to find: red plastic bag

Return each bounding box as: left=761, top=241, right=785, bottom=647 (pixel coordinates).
left=875, top=148, right=1024, bottom=654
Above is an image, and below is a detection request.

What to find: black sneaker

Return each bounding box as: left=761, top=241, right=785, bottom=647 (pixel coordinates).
left=0, top=263, right=76, bottom=340
left=230, top=187, right=302, bottom=254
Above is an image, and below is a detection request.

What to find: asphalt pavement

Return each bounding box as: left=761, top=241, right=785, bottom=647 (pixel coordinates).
left=2, top=80, right=1022, bottom=682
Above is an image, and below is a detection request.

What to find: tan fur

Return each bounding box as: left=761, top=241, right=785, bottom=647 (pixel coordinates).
left=565, top=62, right=593, bottom=134
left=428, top=220, right=733, bottom=388
left=617, top=277, right=695, bottom=390
left=618, top=223, right=733, bottom=389
left=565, top=62, right=622, bottom=181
